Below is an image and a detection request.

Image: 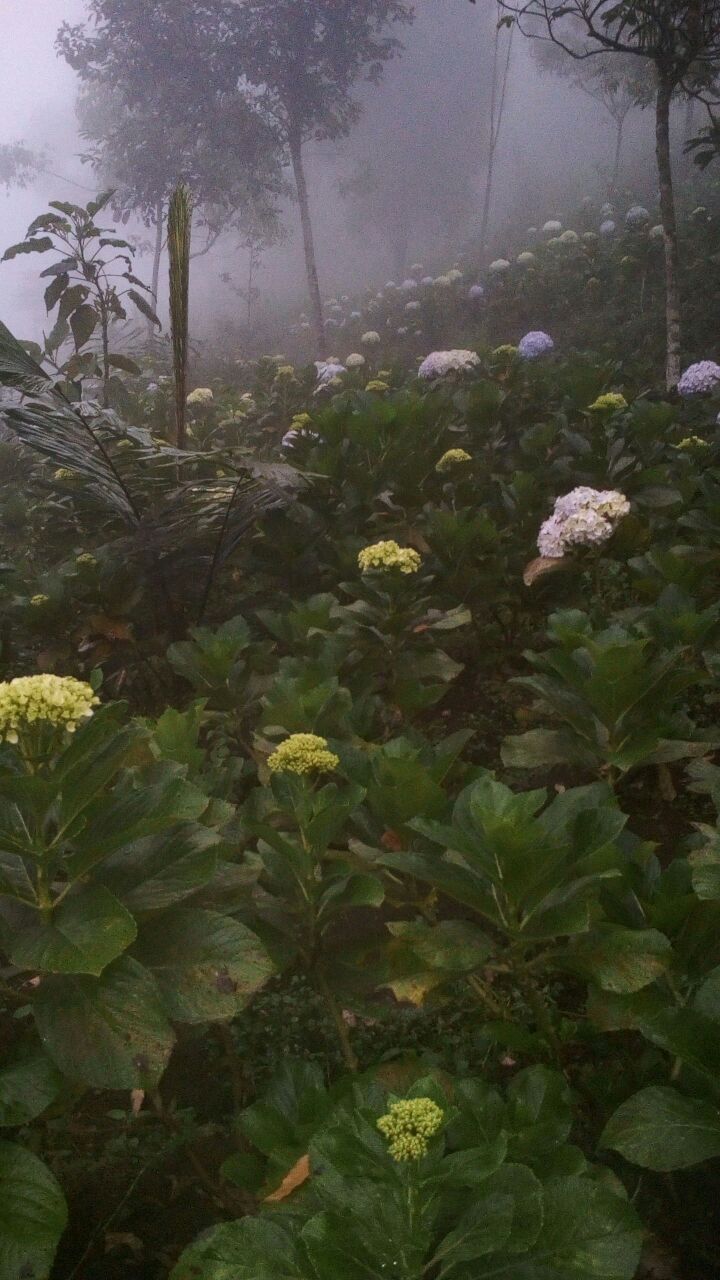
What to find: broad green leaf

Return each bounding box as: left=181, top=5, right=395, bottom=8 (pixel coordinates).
left=33, top=956, right=174, bottom=1089
left=504, top=1067, right=573, bottom=1163
left=69, top=304, right=98, bottom=349
left=689, top=842, right=720, bottom=900
left=2, top=237, right=54, bottom=260
left=9, top=886, right=136, bottom=976
left=568, top=926, right=672, bottom=993
left=0, top=1045, right=63, bottom=1127
left=602, top=1086, right=720, bottom=1171
left=433, top=1194, right=514, bottom=1273
left=134, top=908, right=273, bottom=1023
left=96, top=825, right=220, bottom=912
left=526, top=1175, right=642, bottom=1278
left=0, top=1141, right=67, bottom=1280
left=171, top=1218, right=305, bottom=1280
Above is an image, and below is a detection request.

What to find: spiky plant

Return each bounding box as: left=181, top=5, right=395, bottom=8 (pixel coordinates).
left=167, top=184, right=193, bottom=448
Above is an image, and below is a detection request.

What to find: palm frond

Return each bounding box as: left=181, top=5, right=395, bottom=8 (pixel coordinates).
left=0, top=318, right=56, bottom=395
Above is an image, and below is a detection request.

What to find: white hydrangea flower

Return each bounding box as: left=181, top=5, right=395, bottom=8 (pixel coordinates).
left=418, top=349, right=481, bottom=380
left=315, top=361, right=346, bottom=384
left=405, top=300, right=421, bottom=312
left=489, top=258, right=511, bottom=275
left=345, top=352, right=366, bottom=369
left=361, top=331, right=381, bottom=346
left=542, top=219, right=563, bottom=236
left=517, top=251, right=536, bottom=267
left=538, top=486, right=630, bottom=558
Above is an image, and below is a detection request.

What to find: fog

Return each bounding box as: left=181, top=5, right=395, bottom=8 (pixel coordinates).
left=0, top=0, right=659, bottom=348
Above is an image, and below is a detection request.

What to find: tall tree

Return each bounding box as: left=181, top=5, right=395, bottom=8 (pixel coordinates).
left=0, top=142, right=43, bottom=191
left=533, top=45, right=654, bottom=192
left=228, top=0, right=414, bottom=354
left=60, top=0, right=413, bottom=357
left=59, top=6, right=286, bottom=334
left=496, top=0, right=720, bottom=389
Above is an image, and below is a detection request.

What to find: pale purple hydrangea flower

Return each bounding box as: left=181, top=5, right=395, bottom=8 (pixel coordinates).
left=677, top=361, right=720, bottom=397
left=626, top=205, right=650, bottom=228
left=469, top=284, right=485, bottom=302
left=538, top=486, right=630, bottom=559
left=401, top=278, right=418, bottom=291
left=518, top=331, right=554, bottom=360
left=418, top=349, right=481, bottom=380
left=600, top=220, right=616, bottom=237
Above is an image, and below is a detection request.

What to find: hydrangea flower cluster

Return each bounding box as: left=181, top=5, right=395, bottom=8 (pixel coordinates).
left=492, top=344, right=518, bottom=361
left=418, top=349, right=480, bottom=380
left=345, top=353, right=366, bottom=369
left=267, top=733, right=339, bottom=777
left=542, top=219, right=562, bottom=235
left=488, top=258, right=510, bottom=275
left=361, top=331, right=381, bottom=346
left=538, top=487, right=630, bottom=559
left=365, top=380, right=390, bottom=393
left=600, top=220, right=616, bottom=237
left=358, top=541, right=421, bottom=575
left=468, top=284, right=485, bottom=301
left=315, top=361, right=347, bottom=385
left=436, top=448, right=472, bottom=472
left=588, top=392, right=628, bottom=413
left=377, top=1098, right=445, bottom=1162
left=517, top=251, right=536, bottom=267
left=30, top=594, right=49, bottom=607
left=677, top=361, right=720, bottom=397
left=518, top=331, right=554, bottom=361
left=559, top=229, right=579, bottom=245
left=186, top=387, right=213, bottom=406
left=676, top=435, right=710, bottom=451
left=0, top=674, right=99, bottom=744
left=626, top=205, right=650, bottom=228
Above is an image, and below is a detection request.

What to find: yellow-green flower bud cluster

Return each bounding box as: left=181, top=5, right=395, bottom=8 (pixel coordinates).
left=365, top=380, right=390, bottom=393
left=676, top=436, right=710, bottom=451
left=0, top=674, right=99, bottom=744
left=588, top=393, right=628, bottom=413
left=358, top=541, right=421, bottom=575
left=436, top=448, right=472, bottom=472
left=377, top=1098, right=445, bottom=1162
left=29, top=595, right=50, bottom=608
left=267, top=733, right=339, bottom=776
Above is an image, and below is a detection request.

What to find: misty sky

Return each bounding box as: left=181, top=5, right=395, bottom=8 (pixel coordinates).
left=1, top=0, right=657, bottom=345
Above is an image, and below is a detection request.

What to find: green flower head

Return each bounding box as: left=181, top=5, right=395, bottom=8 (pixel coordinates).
left=0, top=674, right=99, bottom=744
left=436, top=448, right=472, bottom=473
left=365, top=379, right=390, bottom=393
left=676, top=435, right=710, bottom=451
left=491, top=344, right=518, bottom=361
left=267, top=733, right=339, bottom=777
left=588, top=392, right=628, bottom=414
left=377, top=1098, right=445, bottom=1162
left=358, top=541, right=421, bottom=575
left=29, top=594, right=50, bottom=608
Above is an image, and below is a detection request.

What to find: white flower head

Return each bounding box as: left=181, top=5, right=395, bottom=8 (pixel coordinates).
left=418, top=349, right=481, bottom=380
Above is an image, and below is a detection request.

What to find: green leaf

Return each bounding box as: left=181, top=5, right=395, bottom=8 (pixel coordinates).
left=107, top=352, right=142, bottom=374
left=2, top=237, right=54, bottom=260
left=0, top=1045, right=63, bottom=1128
left=133, top=908, right=273, bottom=1023
left=0, top=318, right=54, bottom=395
left=433, top=1194, right=515, bottom=1273
left=69, top=304, right=98, bottom=349
left=568, top=926, right=672, bottom=993
left=128, top=288, right=160, bottom=327
left=689, top=842, right=720, bottom=899
left=44, top=273, right=69, bottom=313
left=525, top=1175, right=642, bottom=1278
left=602, top=1086, right=720, bottom=1171
left=171, top=1218, right=304, bottom=1280
left=9, top=886, right=136, bottom=976
left=33, top=956, right=174, bottom=1089
left=504, top=1066, right=573, bottom=1163
left=96, top=825, right=220, bottom=912
left=0, top=1141, right=67, bottom=1280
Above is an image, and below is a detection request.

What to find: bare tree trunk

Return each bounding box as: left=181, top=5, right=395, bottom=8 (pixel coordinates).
left=148, top=199, right=164, bottom=339
left=655, top=77, right=682, bottom=389
left=611, top=119, right=624, bottom=193
left=479, top=7, right=514, bottom=255
left=288, top=127, right=326, bottom=356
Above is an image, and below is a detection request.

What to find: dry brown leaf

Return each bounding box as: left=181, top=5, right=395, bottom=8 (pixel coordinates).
left=130, top=1089, right=145, bottom=1115
left=522, top=555, right=571, bottom=587
left=264, top=1153, right=311, bottom=1203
